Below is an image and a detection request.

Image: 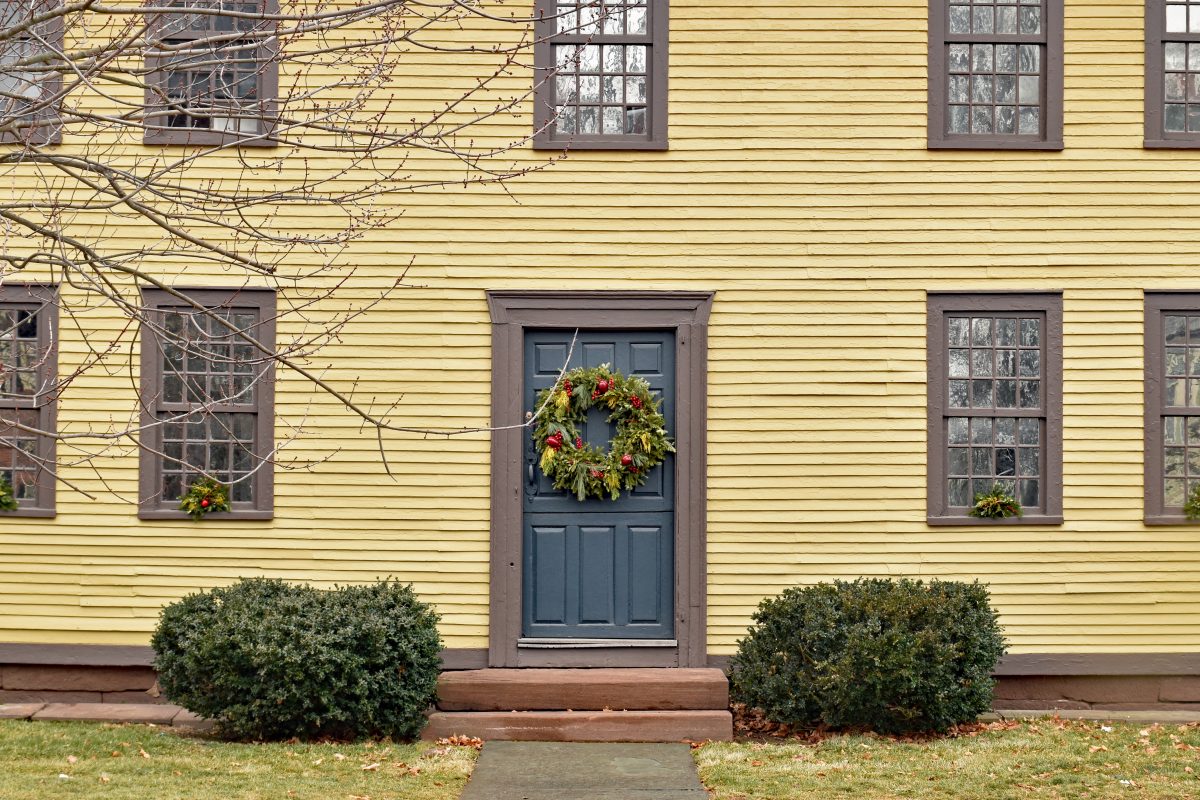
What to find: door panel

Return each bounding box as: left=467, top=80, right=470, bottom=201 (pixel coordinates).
left=522, top=330, right=675, bottom=640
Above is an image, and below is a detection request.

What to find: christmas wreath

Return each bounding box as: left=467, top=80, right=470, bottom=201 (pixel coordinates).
left=533, top=364, right=675, bottom=501
left=179, top=476, right=231, bottom=520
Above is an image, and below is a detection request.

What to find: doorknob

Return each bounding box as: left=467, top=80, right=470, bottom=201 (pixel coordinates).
left=528, top=463, right=535, bottom=484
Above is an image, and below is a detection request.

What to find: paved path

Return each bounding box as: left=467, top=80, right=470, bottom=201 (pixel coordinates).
left=459, top=741, right=708, bottom=800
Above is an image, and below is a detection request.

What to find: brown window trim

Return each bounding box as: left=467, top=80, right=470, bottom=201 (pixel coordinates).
left=0, top=284, right=57, bottom=517
left=1144, top=0, right=1200, bottom=147
left=138, top=287, right=275, bottom=520
left=927, top=0, right=1064, bottom=150
left=0, top=0, right=64, bottom=146
left=142, top=0, right=280, bottom=148
left=1143, top=292, right=1200, bottom=523
left=926, top=291, right=1064, bottom=525
left=532, top=0, right=668, bottom=151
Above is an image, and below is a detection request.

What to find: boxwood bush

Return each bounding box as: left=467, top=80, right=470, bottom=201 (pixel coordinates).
left=730, top=578, right=1006, bottom=734
left=151, top=578, right=441, bottom=741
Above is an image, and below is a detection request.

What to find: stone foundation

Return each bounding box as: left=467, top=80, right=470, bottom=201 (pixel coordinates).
left=993, top=675, right=1200, bottom=711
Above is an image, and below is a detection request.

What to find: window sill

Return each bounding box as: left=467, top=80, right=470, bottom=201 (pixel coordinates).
left=138, top=508, right=273, bottom=521
left=143, top=130, right=278, bottom=148
left=928, top=139, right=1064, bottom=151
left=1144, top=514, right=1200, bottom=525
left=0, top=508, right=56, bottom=519
left=1144, top=138, right=1200, bottom=149
left=927, top=514, right=1064, bottom=527
left=532, top=137, right=669, bottom=151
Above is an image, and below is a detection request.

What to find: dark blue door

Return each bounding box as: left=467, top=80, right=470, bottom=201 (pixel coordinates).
left=523, top=330, right=675, bottom=640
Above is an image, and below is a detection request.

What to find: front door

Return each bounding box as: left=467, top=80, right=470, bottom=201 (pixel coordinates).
left=521, top=329, right=676, bottom=641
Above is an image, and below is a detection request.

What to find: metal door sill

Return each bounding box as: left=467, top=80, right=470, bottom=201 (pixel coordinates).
left=517, top=638, right=678, bottom=649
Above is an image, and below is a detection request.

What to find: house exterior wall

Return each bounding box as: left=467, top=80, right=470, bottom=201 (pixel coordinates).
left=2, top=0, right=1199, bottom=663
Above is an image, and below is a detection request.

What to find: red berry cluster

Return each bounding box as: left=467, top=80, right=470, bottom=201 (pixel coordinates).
left=545, top=432, right=564, bottom=450
left=631, top=395, right=643, bottom=409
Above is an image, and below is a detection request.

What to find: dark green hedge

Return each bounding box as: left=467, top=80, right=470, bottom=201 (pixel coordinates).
left=730, top=578, right=1006, bottom=734
left=151, top=578, right=441, bottom=741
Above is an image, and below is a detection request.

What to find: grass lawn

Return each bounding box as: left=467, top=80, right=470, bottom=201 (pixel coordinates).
left=696, top=719, right=1200, bottom=800
left=0, top=720, right=476, bottom=800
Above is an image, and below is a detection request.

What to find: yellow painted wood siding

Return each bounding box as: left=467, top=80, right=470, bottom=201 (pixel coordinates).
left=1, top=0, right=1197, bottom=655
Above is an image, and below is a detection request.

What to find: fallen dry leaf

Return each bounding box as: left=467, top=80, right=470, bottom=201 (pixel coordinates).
left=1089, top=746, right=1108, bottom=753
left=361, top=763, right=380, bottom=772
left=98, top=774, right=110, bottom=784
left=334, top=753, right=347, bottom=761
left=66, top=755, right=77, bottom=764
left=436, top=735, right=483, bottom=750
left=138, top=748, right=150, bottom=759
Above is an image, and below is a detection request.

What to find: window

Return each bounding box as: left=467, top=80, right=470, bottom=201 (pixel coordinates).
left=927, top=293, right=1062, bottom=524
left=139, top=288, right=275, bottom=519
left=927, top=0, right=1063, bottom=149
left=1143, top=294, right=1200, bottom=522
left=0, top=0, right=63, bottom=144
left=533, top=0, right=667, bottom=150
left=0, top=284, right=56, bottom=517
left=144, top=0, right=278, bottom=145
left=1145, top=1, right=1200, bottom=146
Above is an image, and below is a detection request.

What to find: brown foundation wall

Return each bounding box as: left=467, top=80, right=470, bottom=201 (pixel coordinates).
left=993, top=675, right=1200, bottom=711
left=2, top=646, right=1199, bottom=712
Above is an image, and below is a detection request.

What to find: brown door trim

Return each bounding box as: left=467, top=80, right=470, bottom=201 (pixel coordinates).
left=486, top=291, right=714, bottom=668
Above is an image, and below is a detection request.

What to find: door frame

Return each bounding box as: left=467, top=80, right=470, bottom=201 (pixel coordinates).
left=487, top=290, right=714, bottom=668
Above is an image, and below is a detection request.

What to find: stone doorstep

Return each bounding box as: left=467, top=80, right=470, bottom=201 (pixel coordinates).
left=437, top=668, right=730, bottom=712
left=424, top=710, right=734, bottom=743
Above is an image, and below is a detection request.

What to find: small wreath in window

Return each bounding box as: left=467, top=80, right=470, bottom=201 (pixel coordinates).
left=969, top=485, right=1022, bottom=520
left=533, top=364, right=675, bottom=501
left=0, top=474, right=17, bottom=512
left=180, top=477, right=231, bottom=520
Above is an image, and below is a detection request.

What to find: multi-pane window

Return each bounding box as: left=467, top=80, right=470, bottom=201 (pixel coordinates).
left=533, top=0, right=667, bottom=150
left=927, top=294, right=1062, bottom=524
left=1145, top=1, right=1200, bottom=146
left=1144, top=294, right=1200, bottom=522
left=0, top=0, right=62, bottom=144
left=145, top=0, right=277, bottom=145
left=0, top=285, right=56, bottom=516
left=139, top=289, right=275, bottom=519
left=928, top=0, right=1063, bottom=149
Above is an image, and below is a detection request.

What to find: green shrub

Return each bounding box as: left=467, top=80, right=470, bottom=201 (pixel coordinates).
left=730, top=578, right=1006, bottom=734
left=151, top=577, right=442, bottom=741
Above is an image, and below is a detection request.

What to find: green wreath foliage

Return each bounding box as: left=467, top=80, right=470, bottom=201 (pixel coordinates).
left=533, top=364, right=675, bottom=501
left=968, top=485, right=1022, bottom=520
left=1185, top=484, right=1200, bottom=521
left=0, top=474, right=17, bottom=512
left=179, top=476, right=231, bottom=520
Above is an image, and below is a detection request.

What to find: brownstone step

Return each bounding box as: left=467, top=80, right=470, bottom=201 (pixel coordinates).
left=436, top=668, right=728, bottom=712
left=423, top=710, right=733, bottom=742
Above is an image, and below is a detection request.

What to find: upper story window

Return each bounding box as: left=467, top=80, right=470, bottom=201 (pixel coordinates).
left=533, top=0, right=668, bottom=150
left=0, top=284, right=57, bottom=517
left=139, top=288, right=275, bottom=519
left=928, top=0, right=1064, bottom=149
left=144, top=0, right=278, bottom=146
left=1145, top=0, right=1200, bottom=146
left=0, top=0, right=62, bottom=144
left=927, top=293, right=1063, bottom=525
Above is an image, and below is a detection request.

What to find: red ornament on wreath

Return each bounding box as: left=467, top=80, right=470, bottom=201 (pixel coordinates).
left=533, top=364, right=675, bottom=501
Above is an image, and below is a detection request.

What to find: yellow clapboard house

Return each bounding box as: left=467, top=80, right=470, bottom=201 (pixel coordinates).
left=0, top=0, right=1198, bottom=734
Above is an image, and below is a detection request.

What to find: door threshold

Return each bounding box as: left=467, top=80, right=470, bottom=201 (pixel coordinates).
left=517, top=638, right=678, bottom=649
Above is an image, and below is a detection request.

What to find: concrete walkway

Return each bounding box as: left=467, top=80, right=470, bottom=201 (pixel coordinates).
left=459, top=741, right=708, bottom=800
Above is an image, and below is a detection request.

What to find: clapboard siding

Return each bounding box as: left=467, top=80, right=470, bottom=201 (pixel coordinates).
left=0, top=0, right=1197, bottom=656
